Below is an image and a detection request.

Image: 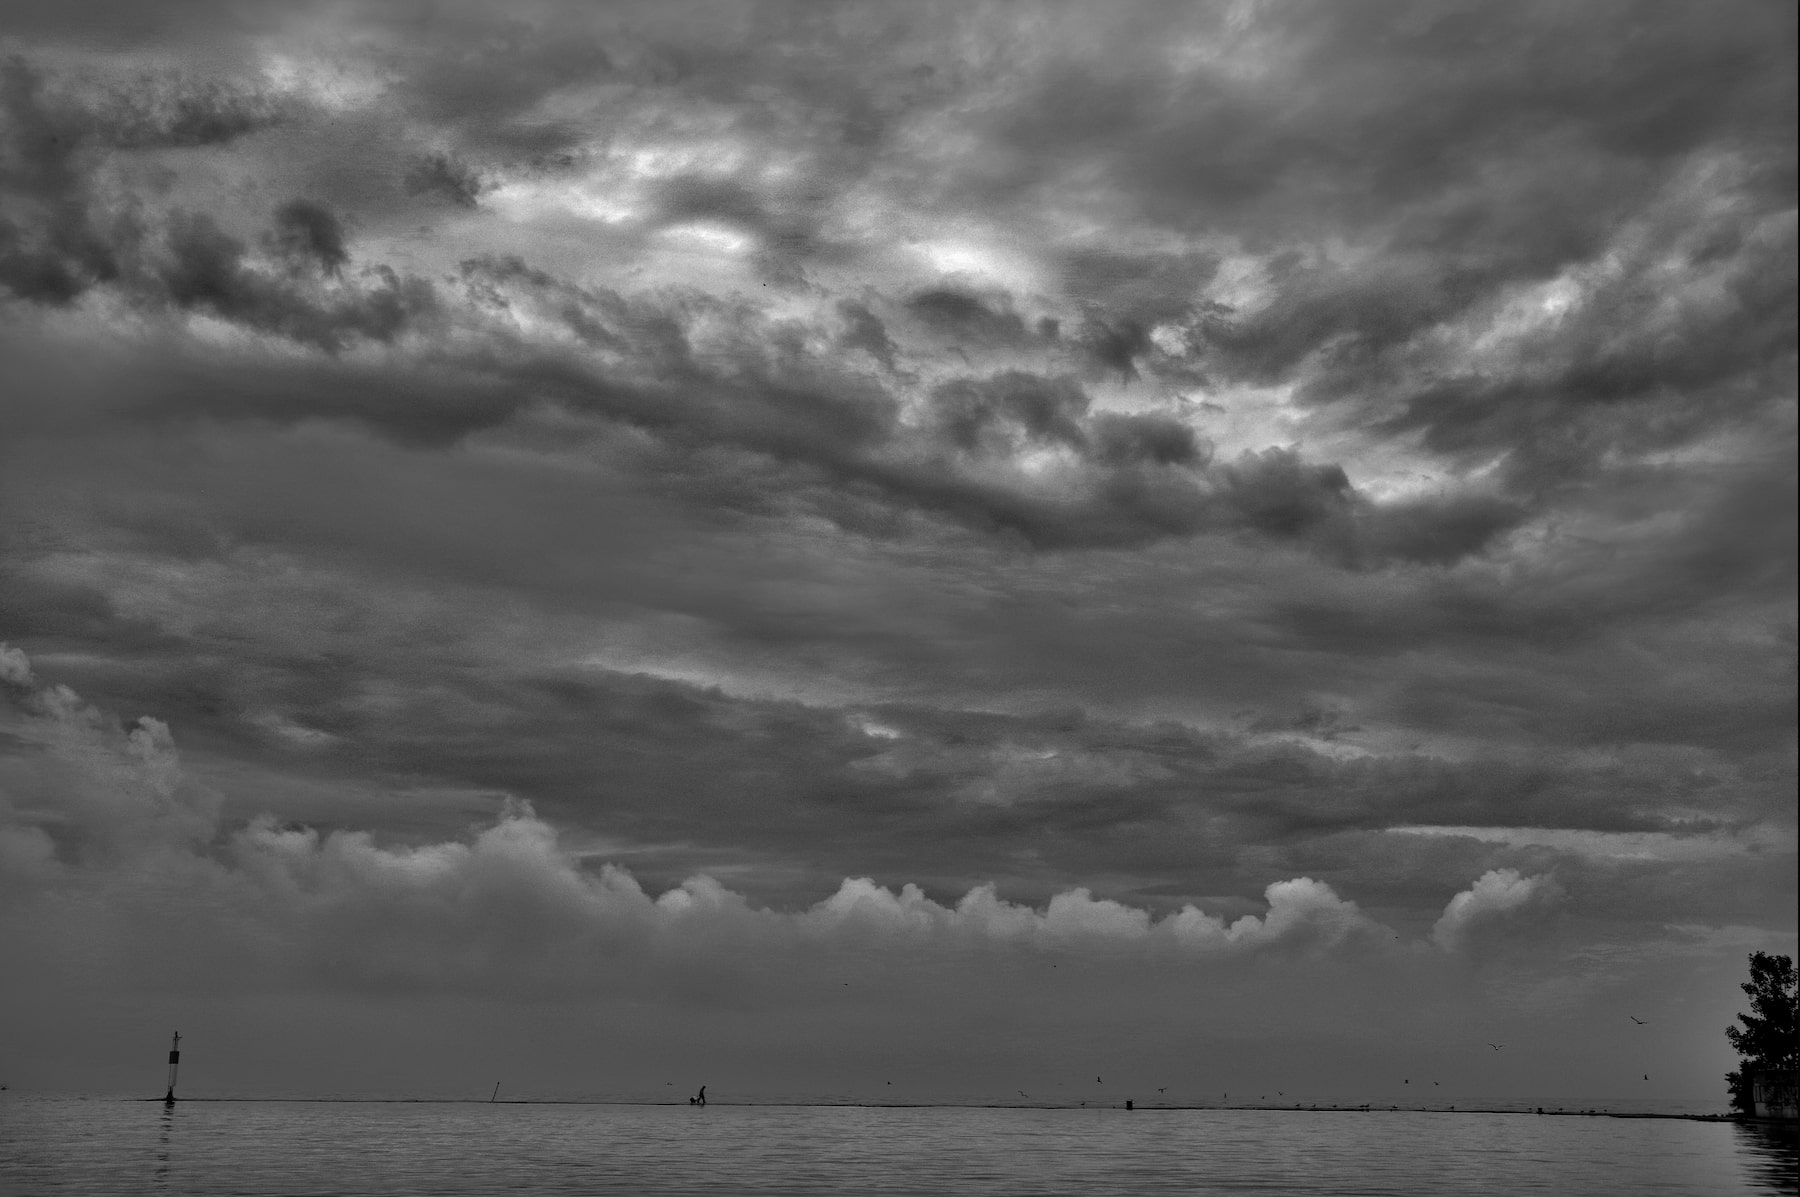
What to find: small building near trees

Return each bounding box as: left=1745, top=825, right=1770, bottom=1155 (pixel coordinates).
left=1751, top=1069, right=1797, bottom=1120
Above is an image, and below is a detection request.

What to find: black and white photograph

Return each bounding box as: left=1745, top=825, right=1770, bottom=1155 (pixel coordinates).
left=1, top=1, right=1795, bottom=1192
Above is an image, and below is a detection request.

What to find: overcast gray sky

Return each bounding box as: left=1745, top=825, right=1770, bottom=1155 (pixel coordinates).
left=1, top=0, right=1793, bottom=1106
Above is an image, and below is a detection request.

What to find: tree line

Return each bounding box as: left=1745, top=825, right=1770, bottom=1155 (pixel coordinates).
left=1725, top=951, right=1798, bottom=1117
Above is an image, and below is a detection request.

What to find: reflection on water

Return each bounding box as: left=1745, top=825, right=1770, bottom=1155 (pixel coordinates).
left=1734, top=1121, right=1799, bottom=1195
left=154, top=1104, right=173, bottom=1188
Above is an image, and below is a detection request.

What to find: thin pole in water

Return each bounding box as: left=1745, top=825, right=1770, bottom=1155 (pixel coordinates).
left=491, top=1082, right=500, bottom=1103
left=164, top=1032, right=181, bottom=1105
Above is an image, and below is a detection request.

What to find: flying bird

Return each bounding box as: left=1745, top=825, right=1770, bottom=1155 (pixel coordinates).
left=1488, top=1044, right=1505, bottom=1051
left=1629, top=1016, right=1646, bottom=1025
left=1158, top=1087, right=1167, bottom=1093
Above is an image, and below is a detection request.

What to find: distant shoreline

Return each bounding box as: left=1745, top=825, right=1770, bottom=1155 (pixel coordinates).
left=94, top=1096, right=1755, bottom=1122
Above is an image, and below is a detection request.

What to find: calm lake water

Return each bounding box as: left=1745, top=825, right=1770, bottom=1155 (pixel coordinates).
left=2, top=1098, right=1794, bottom=1195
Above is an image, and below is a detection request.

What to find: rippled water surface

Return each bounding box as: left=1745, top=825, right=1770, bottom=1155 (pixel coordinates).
left=3, top=1098, right=1794, bottom=1195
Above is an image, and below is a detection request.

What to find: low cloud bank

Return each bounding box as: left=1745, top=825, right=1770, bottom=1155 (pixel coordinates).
left=2, top=645, right=1548, bottom=1001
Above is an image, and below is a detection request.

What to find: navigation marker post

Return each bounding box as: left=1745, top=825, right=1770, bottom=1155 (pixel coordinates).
left=164, top=1032, right=180, bottom=1104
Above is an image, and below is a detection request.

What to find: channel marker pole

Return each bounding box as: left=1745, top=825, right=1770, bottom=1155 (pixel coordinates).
left=164, top=1032, right=180, bottom=1104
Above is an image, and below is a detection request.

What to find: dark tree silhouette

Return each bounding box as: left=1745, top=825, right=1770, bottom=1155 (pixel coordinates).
left=1725, top=952, right=1798, bottom=1116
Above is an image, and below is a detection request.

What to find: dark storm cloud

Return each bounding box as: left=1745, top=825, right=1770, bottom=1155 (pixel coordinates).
left=0, top=0, right=1793, bottom=1099
left=6, top=4, right=1772, bottom=560
left=268, top=199, right=347, bottom=274
left=1, top=225, right=1485, bottom=559
left=944, top=2, right=1795, bottom=529
left=985, top=2, right=1794, bottom=232
left=3, top=513, right=1769, bottom=915
left=401, top=151, right=485, bottom=208
left=904, top=289, right=1039, bottom=351
left=834, top=298, right=899, bottom=373
left=0, top=59, right=440, bottom=351
left=1370, top=222, right=1798, bottom=491
left=924, top=371, right=1089, bottom=454
left=154, top=209, right=437, bottom=349
left=0, top=55, right=285, bottom=303
left=370, top=8, right=614, bottom=158
left=1072, top=311, right=1155, bottom=384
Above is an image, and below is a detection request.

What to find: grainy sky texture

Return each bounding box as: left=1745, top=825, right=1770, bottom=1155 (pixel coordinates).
left=1, top=1, right=1794, bottom=1106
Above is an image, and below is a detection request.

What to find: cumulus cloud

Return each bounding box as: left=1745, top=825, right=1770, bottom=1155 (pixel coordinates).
left=0, top=642, right=33, bottom=687
left=1432, top=868, right=1567, bottom=953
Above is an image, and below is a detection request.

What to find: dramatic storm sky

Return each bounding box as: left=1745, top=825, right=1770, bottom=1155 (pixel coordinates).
left=1, top=2, right=1794, bottom=1105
